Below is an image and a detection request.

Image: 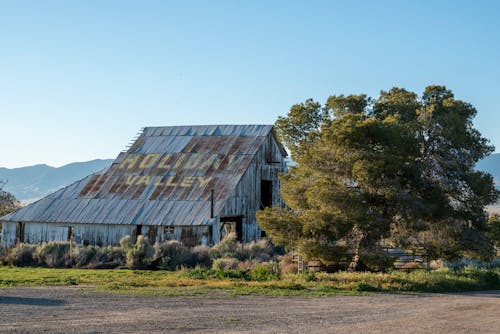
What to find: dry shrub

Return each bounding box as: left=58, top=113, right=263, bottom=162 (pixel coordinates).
left=212, top=257, right=240, bottom=270
left=279, top=254, right=297, bottom=274
left=401, top=261, right=425, bottom=272
left=429, top=259, right=445, bottom=270
left=37, top=242, right=71, bottom=268
left=191, top=245, right=211, bottom=268
left=6, top=243, right=39, bottom=267
left=241, top=239, right=275, bottom=262
left=236, top=259, right=259, bottom=270
left=94, top=246, right=125, bottom=268
left=71, top=245, right=97, bottom=268
left=209, top=233, right=239, bottom=259
left=153, top=240, right=192, bottom=270
left=120, top=235, right=153, bottom=269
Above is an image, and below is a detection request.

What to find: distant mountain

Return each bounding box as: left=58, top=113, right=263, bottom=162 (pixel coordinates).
left=476, top=153, right=500, bottom=188
left=0, top=159, right=113, bottom=201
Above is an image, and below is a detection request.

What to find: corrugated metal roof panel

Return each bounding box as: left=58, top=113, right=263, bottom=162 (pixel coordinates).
left=1, top=125, right=281, bottom=226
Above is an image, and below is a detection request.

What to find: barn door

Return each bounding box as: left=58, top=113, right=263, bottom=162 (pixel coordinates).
left=16, top=222, right=25, bottom=244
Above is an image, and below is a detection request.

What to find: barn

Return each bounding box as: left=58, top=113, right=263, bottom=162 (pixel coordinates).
left=0, top=125, right=287, bottom=247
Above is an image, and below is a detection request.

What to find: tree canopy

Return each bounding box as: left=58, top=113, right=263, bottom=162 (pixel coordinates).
left=0, top=181, right=20, bottom=217
left=257, top=86, right=498, bottom=270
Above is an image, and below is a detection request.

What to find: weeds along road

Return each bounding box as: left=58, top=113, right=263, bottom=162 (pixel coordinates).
left=0, top=287, right=499, bottom=333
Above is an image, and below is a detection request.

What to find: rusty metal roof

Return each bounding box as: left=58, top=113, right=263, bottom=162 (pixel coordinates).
left=2, top=125, right=282, bottom=226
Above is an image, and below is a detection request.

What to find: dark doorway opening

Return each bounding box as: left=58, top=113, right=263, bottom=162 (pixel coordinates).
left=136, top=225, right=143, bottom=239
left=68, top=227, right=74, bottom=242
left=261, top=180, right=273, bottom=209
left=16, top=222, right=25, bottom=244
left=148, top=226, right=157, bottom=244
left=220, top=216, right=243, bottom=242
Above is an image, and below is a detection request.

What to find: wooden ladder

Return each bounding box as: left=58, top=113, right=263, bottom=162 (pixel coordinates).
left=291, top=249, right=304, bottom=274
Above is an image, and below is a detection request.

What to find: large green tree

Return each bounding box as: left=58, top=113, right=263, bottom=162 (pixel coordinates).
left=258, top=86, right=497, bottom=270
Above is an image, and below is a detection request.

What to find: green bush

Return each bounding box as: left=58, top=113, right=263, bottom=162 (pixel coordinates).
left=304, top=271, right=317, bottom=282
left=250, top=263, right=280, bottom=281
left=185, top=268, right=250, bottom=280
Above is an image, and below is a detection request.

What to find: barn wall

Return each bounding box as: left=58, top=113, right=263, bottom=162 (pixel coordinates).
left=151, top=225, right=212, bottom=246
left=0, top=221, right=214, bottom=248
left=1, top=222, right=17, bottom=247
left=220, top=133, right=286, bottom=242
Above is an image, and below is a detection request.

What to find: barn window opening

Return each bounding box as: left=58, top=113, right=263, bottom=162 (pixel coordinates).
left=220, top=216, right=243, bottom=242
left=164, top=226, right=174, bottom=240
left=260, top=180, right=273, bottom=209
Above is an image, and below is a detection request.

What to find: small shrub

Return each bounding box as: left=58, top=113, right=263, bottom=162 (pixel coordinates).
left=250, top=263, right=280, bottom=281
left=209, top=233, right=239, bottom=259
left=71, top=245, right=97, bottom=268
left=95, top=246, right=126, bottom=268
left=153, top=240, right=192, bottom=270
left=279, top=254, right=298, bottom=274
left=359, top=248, right=394, bottom=272
left=120, top=235, right=153, bottom=269
left=6, top=243, right=39, bottom=267
left=401, top=261, right=425, bottom=272
left=212, top=257, right=240, bottom=270
left=355, top=281, right=379, bottom=292
left=237, top=259, right=259, bottom=271
left=241, top=239, right=274, bottom=262
left=37, top=242, right=71, bottom=268
left=304, top=271, right=317, bottom=282
left=191, top=245, right=212, bottom=268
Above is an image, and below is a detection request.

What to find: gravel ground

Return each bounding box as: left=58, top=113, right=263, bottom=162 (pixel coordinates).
left=0, top=287, right=499, bottom=333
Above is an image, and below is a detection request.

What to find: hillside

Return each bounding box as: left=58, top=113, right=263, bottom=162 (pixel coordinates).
left=0, top=159, right=113, bottom=202
left=475, top=153, right=500, bottom=187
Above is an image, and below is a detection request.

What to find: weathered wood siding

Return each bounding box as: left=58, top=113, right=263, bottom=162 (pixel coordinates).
left=1, top=222, right=17, bottom=247
left=220, top=133, right=286, bottom=242
left=0, top=222, right=215, bottom=248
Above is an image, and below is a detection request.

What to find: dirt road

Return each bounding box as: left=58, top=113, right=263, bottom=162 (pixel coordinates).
left=0, top=287, right=498, bottom=333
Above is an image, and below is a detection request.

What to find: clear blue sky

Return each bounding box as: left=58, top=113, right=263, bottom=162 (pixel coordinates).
left=1, top=1, right=500, bottom=168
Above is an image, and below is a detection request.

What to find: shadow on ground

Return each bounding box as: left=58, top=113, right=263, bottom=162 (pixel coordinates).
left=0, top=296, right=66, bottom=306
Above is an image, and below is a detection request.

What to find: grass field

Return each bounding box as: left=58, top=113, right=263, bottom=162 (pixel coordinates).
left=1, top=265, right=499, bottom=296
